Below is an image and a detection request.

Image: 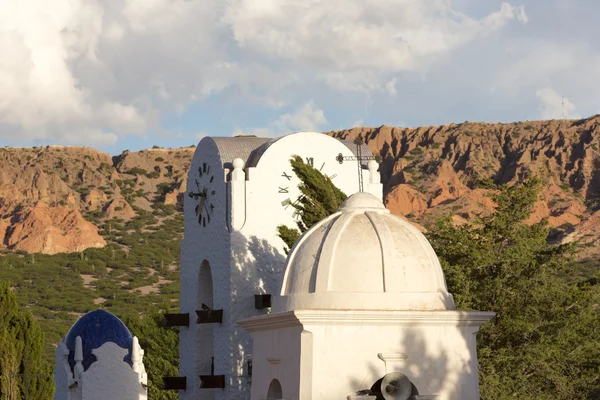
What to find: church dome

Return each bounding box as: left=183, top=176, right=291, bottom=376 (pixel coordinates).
left=66, top=309, right=133, bottom=371
left=273, top=192, right=455, bottom=312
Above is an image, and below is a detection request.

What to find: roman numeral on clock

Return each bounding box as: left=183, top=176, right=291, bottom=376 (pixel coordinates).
left=279, top=187, right=289, bottom=193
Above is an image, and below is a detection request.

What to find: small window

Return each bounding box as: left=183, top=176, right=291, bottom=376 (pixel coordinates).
left=266, top=378, right=283, bottom=399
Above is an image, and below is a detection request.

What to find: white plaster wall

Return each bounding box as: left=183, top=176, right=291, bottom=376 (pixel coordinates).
left=180, top=138, right=231, bottom=400
left=247, top=326, right=304, bottom=400
left=241, top=311, right=490, bottom=400
left=181, top=133, right=383, bottom=400
left=305, top=322, right=479, bottom=400
left=80, top=343, right=146, bottom=400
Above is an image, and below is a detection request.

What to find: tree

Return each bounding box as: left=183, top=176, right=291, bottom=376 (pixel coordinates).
left=277, top=166, right=600, bottom=398
left=277, top=155, right=347, bottom=252
left=0, top=281, right=54, bottom=399
left=427, top=178, right=600, bottom=399
left=123, top=309, right=179, bottom=400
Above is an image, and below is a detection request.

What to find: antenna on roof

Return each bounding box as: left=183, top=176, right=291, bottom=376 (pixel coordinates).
left=335, top=137, right=381, bottom=192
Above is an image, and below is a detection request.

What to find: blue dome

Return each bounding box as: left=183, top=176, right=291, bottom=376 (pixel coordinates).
left=66, top=309, right=133, bottom=371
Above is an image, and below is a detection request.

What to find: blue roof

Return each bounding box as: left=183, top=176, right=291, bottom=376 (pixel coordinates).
left=65, top=309, right=133, bottom=371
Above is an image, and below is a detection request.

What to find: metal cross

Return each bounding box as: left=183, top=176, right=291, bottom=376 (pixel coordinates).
left=335, top=137, right=381, bottom=192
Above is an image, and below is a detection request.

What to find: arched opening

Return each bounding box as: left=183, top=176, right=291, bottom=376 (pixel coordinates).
left=198, top=260, right=214, bottom=377
left=266, top=379, right=283, bottom=399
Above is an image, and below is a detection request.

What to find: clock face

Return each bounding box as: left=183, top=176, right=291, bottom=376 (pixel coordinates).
left=278, top=156, right=337, bottom=220
left=188, top=162, right=216, bottom=228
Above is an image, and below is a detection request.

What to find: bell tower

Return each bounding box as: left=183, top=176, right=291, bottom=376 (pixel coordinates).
left=240, top=192, right=495, bottom=400
left=169, top=132, right=383, bottom=399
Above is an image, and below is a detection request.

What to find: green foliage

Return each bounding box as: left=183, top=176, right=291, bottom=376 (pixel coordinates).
left=155, top=157, right=165, bottom=162
left=123, top=310, right=179, bottom=400
left=276, top=225, right=301, bottom=255
left=0, top=282, right=54, bottom=399
left=408, top=147, right=424, bottom=155
left=128, top=167, right=148, bottom=176
left=99, top=162, right=112, bottom=174
left=427, top=178, right=600, bottom=399
left=0, top=212, right=182, bottom=363
left=276, top=155, right=347, bottom=252
left=146, top=171, right=160, bottom=179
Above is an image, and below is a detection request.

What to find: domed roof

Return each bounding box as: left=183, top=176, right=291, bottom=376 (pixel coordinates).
left=273, top=192, right=455, bottom=312
left=66, top=309, right=132, bottom=371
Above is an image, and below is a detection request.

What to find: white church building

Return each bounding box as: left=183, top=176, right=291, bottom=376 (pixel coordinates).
left=170, top=131, right=494, bottom=400
left=53, top=131, right=494, bottom=400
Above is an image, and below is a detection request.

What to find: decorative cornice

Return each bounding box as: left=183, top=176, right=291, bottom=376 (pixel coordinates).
left=237, top=310, right=495, bottom=332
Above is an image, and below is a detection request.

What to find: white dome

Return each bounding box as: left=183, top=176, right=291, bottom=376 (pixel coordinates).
left=273, top=192, right=455, bottom=312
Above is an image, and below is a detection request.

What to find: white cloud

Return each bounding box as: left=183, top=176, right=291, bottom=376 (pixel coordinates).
left=272, top=101, right=328, bottom=133
left=0, top=0, right=226, bottom=146
left=482, top=3, right=528, bottom=29
left=224, top=0, right=528, bottom=93
left=241, top=101, right=328, bottom=137
left=385, top=79, right=398, bottom=96
left=536, top=87, right=580, bottom=120
left=62, top=128, right=119, bottom=147
left=0, top=0, right=537, bottom=147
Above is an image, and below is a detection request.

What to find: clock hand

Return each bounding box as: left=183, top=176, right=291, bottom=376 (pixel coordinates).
left=197, top=190, right=207, bottom=223
left=203, top=202, right=211, bottom=224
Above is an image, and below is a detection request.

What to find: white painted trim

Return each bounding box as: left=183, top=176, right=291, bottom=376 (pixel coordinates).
left=238, top=310, right=495, bottom=331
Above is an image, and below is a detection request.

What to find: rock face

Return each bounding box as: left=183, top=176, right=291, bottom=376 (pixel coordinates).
left=4, top=115, right=600, bottom=257
left=0, top=145, right=194, bottom=254
left=328, top=115, right=600, bottom=259
left=7, top=203, right=106, bottom=254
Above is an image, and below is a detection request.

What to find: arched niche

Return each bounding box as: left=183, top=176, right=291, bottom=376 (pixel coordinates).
left=197, top=260, right=214, bottom=378
left=266, top=379, right=283, bottom=399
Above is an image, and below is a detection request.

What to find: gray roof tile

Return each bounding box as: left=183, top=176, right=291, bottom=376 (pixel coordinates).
left=209, top=134, right=374, bottom=168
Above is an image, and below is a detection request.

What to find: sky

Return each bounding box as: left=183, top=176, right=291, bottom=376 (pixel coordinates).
left=0, top=0, right=599, bottom=155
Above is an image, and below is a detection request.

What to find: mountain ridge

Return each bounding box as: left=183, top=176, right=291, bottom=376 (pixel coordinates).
left=0, top=145, right=194, bottom=254
left=2, top=115, right=600, bottom=258
left=327, top=114, right=600, bottom=259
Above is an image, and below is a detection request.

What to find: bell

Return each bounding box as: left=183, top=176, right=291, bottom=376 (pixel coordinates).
left=380, top=372, right=412, bottom=400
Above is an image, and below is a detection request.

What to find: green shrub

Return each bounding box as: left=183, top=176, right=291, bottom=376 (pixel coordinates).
left=128, top=167, right=147, bottom=176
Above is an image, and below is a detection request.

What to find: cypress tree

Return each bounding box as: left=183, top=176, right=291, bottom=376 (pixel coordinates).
left=277, top=155, right=347, bottom=252
left=0, top=281, right=54, bottom=399
left=427, top=178, right=600, bottom=399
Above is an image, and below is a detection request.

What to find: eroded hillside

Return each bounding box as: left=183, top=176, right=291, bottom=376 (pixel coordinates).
left=3, top=116, right=600, bottom=259
left=328, top=115, right=600, bottom=258
left=0, top=145, right=194, bottom=254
